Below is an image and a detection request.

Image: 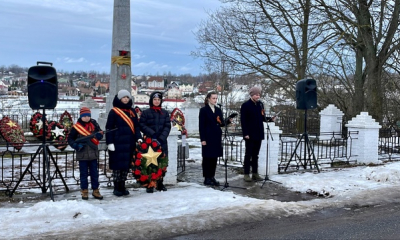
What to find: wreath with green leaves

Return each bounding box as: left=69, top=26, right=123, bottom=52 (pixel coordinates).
left=131, top=136, right=168, bottom=189
left=0, top=116, right=25, bottom=151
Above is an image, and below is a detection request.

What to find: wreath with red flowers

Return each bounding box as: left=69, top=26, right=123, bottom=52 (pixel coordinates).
left=29, top=112, right=49, bottom=140
left=0, top=116, right=25, bottom=151
left=47, top=121, right=68, bottom=151
left=131, top=136, right=168, bottom=189
left=170, top=108, right=187, bottom=136
left=57, top=111, right=73, bottom=151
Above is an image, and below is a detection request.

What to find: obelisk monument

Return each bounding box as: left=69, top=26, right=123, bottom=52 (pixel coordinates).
left=99, top=0, right=132, bottom=129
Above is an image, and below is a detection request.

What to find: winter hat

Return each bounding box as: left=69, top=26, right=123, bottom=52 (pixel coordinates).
left=151, top=92, right=163, bottom=99
left=249, top=86, right=261, bottom=96
left=80, top=107, right=91, bottom=118
left=117, top=89, right=131, bottom=100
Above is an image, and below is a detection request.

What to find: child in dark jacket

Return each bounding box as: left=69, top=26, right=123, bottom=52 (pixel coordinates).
left=106, top=89, right=142, bottom=197
left=68, top=107, right=104, bottom=200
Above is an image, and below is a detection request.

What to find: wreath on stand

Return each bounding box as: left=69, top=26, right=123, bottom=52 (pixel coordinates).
left=57, top=111, right=74, bottom=151
left=29, top=112, right=50, bottom=140
left=131, top=136, right=168, bottom=189
left=47, top=121, right=68, bottom=151
left=0, top=116, right=25, bottom=151
left=170, top=108, right=187, bottom=136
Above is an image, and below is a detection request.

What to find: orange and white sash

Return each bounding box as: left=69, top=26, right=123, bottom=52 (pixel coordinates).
left=73, top=122, right=99, bottom=145
left=112, top=107, right=135, bottom=134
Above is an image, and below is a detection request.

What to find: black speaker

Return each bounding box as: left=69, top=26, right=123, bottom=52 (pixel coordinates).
left=296, top=78, right=317, bottom=110
left=28, top=62, right=58, bottom=109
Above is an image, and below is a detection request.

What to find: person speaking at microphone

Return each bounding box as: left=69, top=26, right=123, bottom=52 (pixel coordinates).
left=199, top=91, right=233, bottom=186
left=240, top=86, right=275, bottom=182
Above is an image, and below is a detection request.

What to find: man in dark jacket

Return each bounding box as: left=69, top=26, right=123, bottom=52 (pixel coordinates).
left=106, top=89, right=142, bottom=196
left=240, top=86, right=275, bottom=182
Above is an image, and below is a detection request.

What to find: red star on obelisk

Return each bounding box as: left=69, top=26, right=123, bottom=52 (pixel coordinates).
left=121, top=73, right=127, bottom=79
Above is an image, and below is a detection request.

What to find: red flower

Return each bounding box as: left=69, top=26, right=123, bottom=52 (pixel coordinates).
left=157, top=149, right=162, bottom=152
left=151, top=173, right=158, bottom=180
left=134, top=169, right=141, bottom=175
left=140, top=175, right=148, bottom=182
left=162, top=167, right=167, bottom=172
left=157, top=169, right=162, bottom=177
left=135, top=159, right=141, bottom=166
left=141, top=143, right=147, bottom=149
left=137, top=152, right=142, bottom=159
left=152, top=141, right=158, bottom=148
left=146, top=138, right=152, bottom=144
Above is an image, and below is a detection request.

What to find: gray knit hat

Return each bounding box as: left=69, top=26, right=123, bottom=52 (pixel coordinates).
left=249, top=86, right=261, bottom=96
left=117, top=89, right=131, bottom=100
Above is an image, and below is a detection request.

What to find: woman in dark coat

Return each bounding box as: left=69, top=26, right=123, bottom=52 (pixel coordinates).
left=106, top=89, right=142, bottom=196
left=199, top=91, right=231, bottom=186
left=139, top=91, right=171, bottom=192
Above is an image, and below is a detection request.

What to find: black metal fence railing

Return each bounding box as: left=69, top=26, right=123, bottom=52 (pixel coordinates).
left=378, top=128, right=400, bottom=161
left=177, top=140, right=186, bottom=174
left=278, top=131, right=358, bottom=172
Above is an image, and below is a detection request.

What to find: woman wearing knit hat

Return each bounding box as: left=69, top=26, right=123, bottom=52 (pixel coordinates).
left=105, top=89, right=143, bottom=197
left=68, top=107, right=104, bottom=200
left=139, top=91, right=171, bottom=193
left=240, top=86, right=275, bottom=182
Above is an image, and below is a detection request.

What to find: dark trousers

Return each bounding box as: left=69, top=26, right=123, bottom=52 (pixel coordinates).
left=243, top=139, right=262, bottom=174
left=202, top=157, right=218, bottom=178
left=79, top=159, right=99, bottom=190
left=113, top=169, right=129, bottom=182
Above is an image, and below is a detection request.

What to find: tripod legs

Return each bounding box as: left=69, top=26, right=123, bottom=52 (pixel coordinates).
left=284, top=133, right=319, bottom=172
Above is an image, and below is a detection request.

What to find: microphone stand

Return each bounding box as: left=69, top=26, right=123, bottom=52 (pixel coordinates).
left=259, top=101, right=281, bottom=188
left=218, top=104, right=246, bottom=191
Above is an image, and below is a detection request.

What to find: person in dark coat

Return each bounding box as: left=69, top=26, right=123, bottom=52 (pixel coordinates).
left=105, top=89, right=142, bottom=197
left=199, top=91, right=232, bottom=186
left=240, top=86, right=275, bottom=182
left=139, top=91, right=171, bottom=192
left=68, top=107, right=104, bottom=200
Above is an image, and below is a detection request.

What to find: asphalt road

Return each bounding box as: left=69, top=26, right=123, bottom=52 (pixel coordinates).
left=167, top=202, right=400, bottom=240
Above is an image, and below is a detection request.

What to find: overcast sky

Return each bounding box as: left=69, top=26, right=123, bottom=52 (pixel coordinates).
left=0, top=0, right=222, bottom=76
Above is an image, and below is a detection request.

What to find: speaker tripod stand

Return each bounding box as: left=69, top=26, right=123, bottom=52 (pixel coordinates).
left=9, top=109, right=69, bottom=200
left=261, top=122, right=281, bottom=188
left=284, top=109, right=320, bottom=172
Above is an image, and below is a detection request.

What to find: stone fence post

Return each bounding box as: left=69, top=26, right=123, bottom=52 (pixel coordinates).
left=259, top=122, right=282, bottom=176
left=345, top=112, right=381, bottom=165
left=165, top=126, right=180, bottom=185
left=319, top=104, right=344, bottom=140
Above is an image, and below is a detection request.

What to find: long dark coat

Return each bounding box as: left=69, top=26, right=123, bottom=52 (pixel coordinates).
left=139, top=92, right=171, bottom=155
left=240, top=99, right=266, bottom=140
left=105, top=96, right=142, bottom=170
left=199, top=104, right=227, bottom=158
left=68, top=118, right=102, bottom=161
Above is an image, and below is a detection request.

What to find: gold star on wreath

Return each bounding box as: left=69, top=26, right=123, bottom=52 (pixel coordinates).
left=174, top=123, right=183, bottom=131
left=142, top=146, right=162, bottom=167
left=6, top=120, right=16, bottom=128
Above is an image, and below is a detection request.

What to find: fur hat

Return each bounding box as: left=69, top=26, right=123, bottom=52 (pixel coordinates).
left=80, top=107, right=91, bottom=118
left=117, top=89, right=131, bottom=100
left=249, top=86, right=261, bottom=96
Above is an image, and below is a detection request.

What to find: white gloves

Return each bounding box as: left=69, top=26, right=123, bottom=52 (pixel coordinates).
left=108, top=143, right=115, bottom=151
left=138, top=139, right=143, bottom=144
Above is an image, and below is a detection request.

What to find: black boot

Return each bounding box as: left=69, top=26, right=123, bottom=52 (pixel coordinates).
left=113, top=181, right=123, bottom=197
left=156, top=179, right=167, bottom=191
left=121, top=181, right=130, bottom=195
left=211, top=177, right=220, bottom=186
left=203, top=177, right=214, bottom=186
left=146, top=187, right=154, bottom=193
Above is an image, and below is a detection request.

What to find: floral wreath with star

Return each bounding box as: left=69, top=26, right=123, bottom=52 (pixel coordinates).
left=131, top=136, right=168, bottom=189
left=170, top=108, right=187, bottom=136
left=29, top=112, right=49, bottom=140
left=47, top=121, right=68, bottom=151
left=0, top=116, right=25, bottom=151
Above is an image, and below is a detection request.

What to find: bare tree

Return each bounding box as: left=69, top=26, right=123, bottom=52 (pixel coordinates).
left=192, top=0, right=337, bottom=101
left=317, top=0, right=400, bottom=123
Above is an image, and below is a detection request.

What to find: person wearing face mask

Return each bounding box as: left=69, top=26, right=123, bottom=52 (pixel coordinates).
left=105, top=89, right=143, bottom=197
left=139, top=91, right=171, bottom=193
left=240, top=86, right=275, bottom=182
left=199, top=91, right=232, bottom=186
